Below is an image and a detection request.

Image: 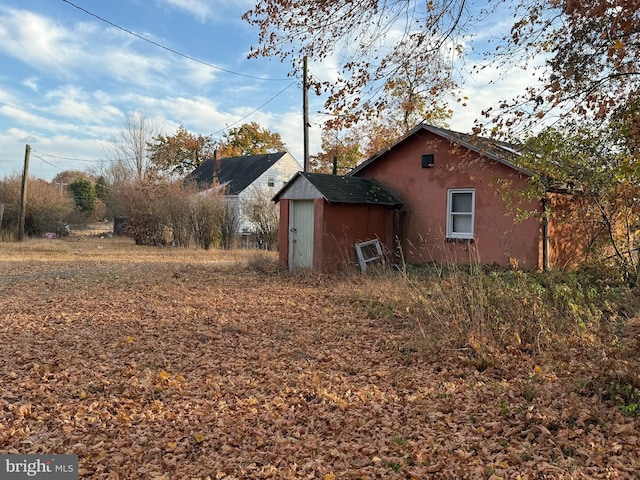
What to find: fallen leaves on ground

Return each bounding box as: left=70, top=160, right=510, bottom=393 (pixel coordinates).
left=0, top=238, right=639, bottom=479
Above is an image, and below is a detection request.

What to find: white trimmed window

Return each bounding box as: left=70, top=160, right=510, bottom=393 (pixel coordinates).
left=267, top=175, right=275, bottom=187
left=447, top=189, right=475, bottom=239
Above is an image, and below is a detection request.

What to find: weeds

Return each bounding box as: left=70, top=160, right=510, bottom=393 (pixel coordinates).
left=604, top=382, right=640, bottom=416
left=246, top=251, right=279, bottom=273
left=391, top=435, right=407, bottom=447
left=348, top=256, right=640, bottom=360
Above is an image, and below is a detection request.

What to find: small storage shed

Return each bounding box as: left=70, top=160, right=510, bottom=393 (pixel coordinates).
left=273, top=172, right=403, bottom=272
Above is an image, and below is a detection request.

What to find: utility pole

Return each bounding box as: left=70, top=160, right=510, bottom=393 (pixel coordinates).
left=18, top=144, right=30, bottom=241
left=303, top=56, right=309, bottom=172
left=56, top=182, right=68, bottom=196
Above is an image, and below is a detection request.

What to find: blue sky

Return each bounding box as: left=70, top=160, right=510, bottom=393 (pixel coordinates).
left=0, top=0, right=536, bottom=181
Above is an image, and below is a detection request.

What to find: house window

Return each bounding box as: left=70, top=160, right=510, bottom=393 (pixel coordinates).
left=422, top=154, right=434, bottom=168
left=267, top=176, right=275, bottom=187
left=447, top=189, right=475, bottom=239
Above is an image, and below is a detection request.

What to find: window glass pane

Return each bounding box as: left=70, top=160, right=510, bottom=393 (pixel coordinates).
left=452, top=192, right=472, bottom=213
left=452, top=214, right=472, bottom=234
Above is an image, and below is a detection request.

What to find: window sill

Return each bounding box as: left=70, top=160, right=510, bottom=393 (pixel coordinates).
left=445, top=237, right=474, bottom=243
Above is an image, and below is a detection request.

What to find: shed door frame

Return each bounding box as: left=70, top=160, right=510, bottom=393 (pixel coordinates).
left=289, top=200, right=314, bottom=271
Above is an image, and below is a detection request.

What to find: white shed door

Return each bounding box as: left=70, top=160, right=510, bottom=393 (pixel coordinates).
left=289, top=200, right=314, bottom=270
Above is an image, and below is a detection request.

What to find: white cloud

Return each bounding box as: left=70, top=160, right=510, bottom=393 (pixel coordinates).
left=0, top=99, right=119, bottom=141
left=21, top=77, right=39, bottom=92
left=0, top=6, right=218, bottom=95
left=5, top=127, right=38, bottom=144
left=29, top=134, right=113, bottom=178
left=41, top=87, right=121, bottom=124
left=105, top=49, right=171, bottom=87
left=0, top=8, right=85, bottom=75
left=157, top=0, right=213, bottom=22
left=0, top=105, right=48, bottom=127
left=0, top=128, right=110, bottom=180
left=0, top=85, right=16, bottom=105
left=156, top=0, right=257, bottom=23
left=43, top=88, right=97, bottom=121
left=450, top=56, right=548, bottom=134
left=154, top=96, right=225, bottom=131
left=176, top=60, right=218, bottom=90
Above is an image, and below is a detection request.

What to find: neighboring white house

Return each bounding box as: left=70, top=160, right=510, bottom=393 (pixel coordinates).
left=186, top=151, right=302, bottom=240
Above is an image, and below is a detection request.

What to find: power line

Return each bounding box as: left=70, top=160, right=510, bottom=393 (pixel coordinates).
left=211, top=81, right=298, bottom=135
left=31, top=154, right=65, bottom=171
left=18, top=3, right=305, bottom=170
left=31, top=150, right=103, bottom=163
left=60, top=0, right=290, bottom=82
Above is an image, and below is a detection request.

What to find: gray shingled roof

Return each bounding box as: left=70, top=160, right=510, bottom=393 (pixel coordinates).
left=274, top=172, right=403, bottom=206
left=187, top=152, right=287, bottom=195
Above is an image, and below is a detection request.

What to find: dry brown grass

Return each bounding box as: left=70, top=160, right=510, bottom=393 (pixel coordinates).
left=0, top=236, right=277, bottom=265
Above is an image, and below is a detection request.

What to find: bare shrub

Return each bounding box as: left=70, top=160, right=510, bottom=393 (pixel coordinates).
left=241, top=186, right=279, bottom=250
left=189, top=191, right=226, bottom=249
left=217, top=201, right=240, bottom=250
left=110, top=179, right=227, bottom=248
left=246, top=251, right=279, bottom=273
left=111, top=180, right=164, bottom=245
left=0, top=175, right=75, bottom=240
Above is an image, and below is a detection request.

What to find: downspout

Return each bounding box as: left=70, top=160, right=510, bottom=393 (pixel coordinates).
left=542, top=195, right=549, bottom=272
left=393, top=207, right=403, bottom=268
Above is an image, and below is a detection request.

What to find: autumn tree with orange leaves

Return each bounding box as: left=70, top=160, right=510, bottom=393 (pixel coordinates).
left=310, top=60, right=452, bottom=173
left=244, top=0, right=461, bottom=131
left=309, top=130, right=363, bottom=175
left=244, top=0, right=640, bottom=135
left=148, top=126, right=216, bottom=176
left=216, top=122, right=287, bottom=158
left=479, top=0, right=640, bottom=135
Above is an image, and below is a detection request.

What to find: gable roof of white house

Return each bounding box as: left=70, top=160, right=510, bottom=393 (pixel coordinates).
left=187, top=151, right=299, bottom=195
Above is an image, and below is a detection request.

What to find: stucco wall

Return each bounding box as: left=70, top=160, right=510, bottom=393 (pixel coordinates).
left=354, top=132, right=542, bottom=268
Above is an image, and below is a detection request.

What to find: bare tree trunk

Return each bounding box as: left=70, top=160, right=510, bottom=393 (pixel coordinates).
left=103, top=111, right=161, bottom=184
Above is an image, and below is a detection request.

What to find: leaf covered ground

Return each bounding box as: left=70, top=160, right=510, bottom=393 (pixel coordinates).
left=1, top=238, right=639, bottom=479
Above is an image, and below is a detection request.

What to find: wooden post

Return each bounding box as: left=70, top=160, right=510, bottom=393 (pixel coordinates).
left=18, top=144, right=30, bottom=241
left=302, top=56, right=309, bottom=172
